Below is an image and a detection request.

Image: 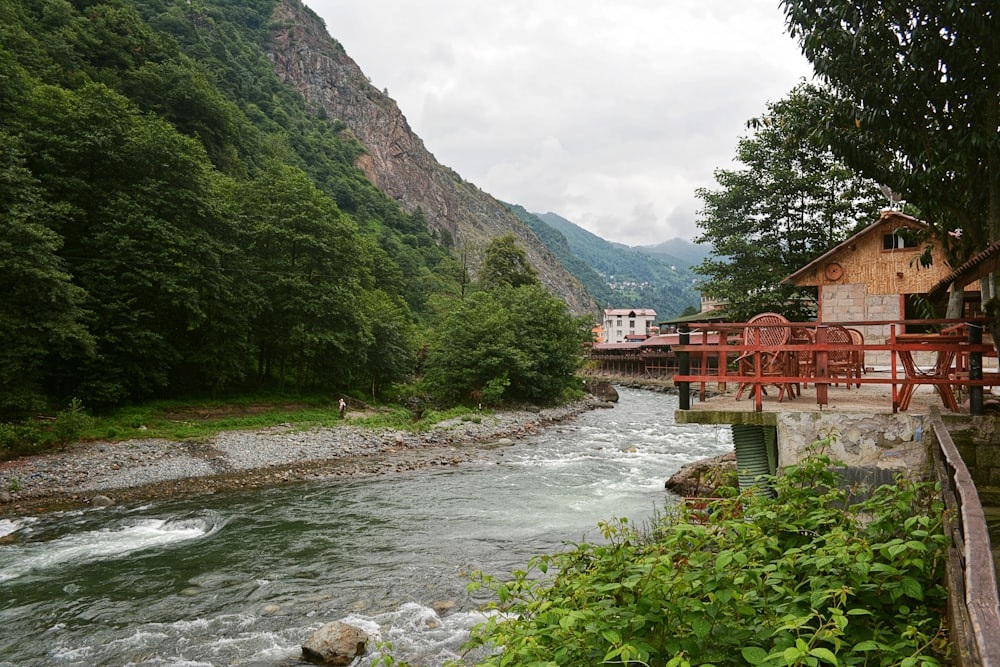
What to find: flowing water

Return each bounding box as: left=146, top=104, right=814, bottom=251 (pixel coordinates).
left=0, top=388, right=732, bottom=667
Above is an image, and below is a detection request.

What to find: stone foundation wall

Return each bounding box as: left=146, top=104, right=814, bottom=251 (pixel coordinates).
left=774, top=411, right=928, bottom=478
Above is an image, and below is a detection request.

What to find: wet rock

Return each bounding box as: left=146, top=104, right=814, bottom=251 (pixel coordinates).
left=665, top=452, right=736, bottom=497
left=302, top=621, right=368, bottom=666
left=432, top=600, right=457, bottom=614
left=584, top=380, right=619, bottom=402
left=0, top=490, right=10, bottom=504
left=91, top=494, right=115, bottom=507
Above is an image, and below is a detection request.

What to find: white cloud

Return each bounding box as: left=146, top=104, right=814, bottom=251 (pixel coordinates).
left=308, top=0, right=814, bottom=246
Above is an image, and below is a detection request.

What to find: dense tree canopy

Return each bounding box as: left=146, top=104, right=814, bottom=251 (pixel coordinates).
left=0, top=0, right=458, bottom=414
left=422, top=284, right=585, bottom=405
left=423, top=234, right=585, bottom=404
left=694, top=84, right=884, bottom=321
left=0, top=0, right=586, bottom=420
left=477, top=233, right=540, bottom=289
left=778, top=1, right=1000, bottom=327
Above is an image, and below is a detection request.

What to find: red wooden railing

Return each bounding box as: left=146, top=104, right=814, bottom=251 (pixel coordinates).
left=673, top=318, right=996, bottom=414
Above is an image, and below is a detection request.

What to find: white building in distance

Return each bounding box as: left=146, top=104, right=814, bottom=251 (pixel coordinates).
left=602, top=308, right=657, bottom=344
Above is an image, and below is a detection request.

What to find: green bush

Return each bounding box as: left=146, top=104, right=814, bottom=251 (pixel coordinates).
left=459, top=454, right=950, bottom=667
left=0, top=419, right=48, bottom=458
left=52, top=398, right=93, bottom=444
left=0, top=398, right=94, bottom=458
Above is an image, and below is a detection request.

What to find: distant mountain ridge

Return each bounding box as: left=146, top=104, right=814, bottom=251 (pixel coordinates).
left=508, top=209, right=702, bottom=319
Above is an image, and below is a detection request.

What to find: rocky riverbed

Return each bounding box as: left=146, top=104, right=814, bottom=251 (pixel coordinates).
left=0, top=399, right=602, bottom=515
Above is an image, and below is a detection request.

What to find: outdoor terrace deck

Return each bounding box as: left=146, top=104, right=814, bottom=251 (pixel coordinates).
left=678, top=368, right=981, bottom=416
left=671, top=317, right=998, bottom=417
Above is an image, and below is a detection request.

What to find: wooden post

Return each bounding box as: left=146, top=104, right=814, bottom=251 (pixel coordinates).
left=814, top=325, right=829, bottom=407
left=969, top=322, right=984, bottom=416
left=678, top=327, right=690, bottom=410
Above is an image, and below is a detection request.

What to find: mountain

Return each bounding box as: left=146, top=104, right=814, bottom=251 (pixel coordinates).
left=632, top=238, right=713, bottom=269
left=268, top=0, right=597, bottom=316
left=505, top=205, right=619, bottom=311
left=517, top=211, right=702, bottom=319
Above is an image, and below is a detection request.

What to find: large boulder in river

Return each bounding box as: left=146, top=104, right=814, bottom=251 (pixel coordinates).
left=302, top=621, right=368, bottom=666
left=665, top=452, right=736, bottom=497
left=584, top=380, right=619, bottom=402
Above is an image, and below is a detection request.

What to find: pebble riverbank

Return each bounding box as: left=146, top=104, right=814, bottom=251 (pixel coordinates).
left=0, top=399, right=601, bottom=516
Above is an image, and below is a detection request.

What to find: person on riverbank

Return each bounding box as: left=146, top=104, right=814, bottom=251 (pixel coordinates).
left=338, top=397, right=347, bottom=419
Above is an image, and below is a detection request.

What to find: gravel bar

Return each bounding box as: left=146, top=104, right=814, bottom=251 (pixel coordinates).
left=0, top=400, right=600, bottom=515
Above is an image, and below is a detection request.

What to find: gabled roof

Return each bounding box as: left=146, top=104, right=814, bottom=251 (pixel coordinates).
left=781, top=210, right=927, bottom=286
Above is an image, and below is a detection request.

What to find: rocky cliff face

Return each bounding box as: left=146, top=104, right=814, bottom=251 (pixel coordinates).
left=267, top=0, right=598, bottom=317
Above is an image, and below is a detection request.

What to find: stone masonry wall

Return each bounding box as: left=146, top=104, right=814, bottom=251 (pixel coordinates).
left=775, top=411, right=928, bottom=479
left=822, top=282, right=867, bottom=323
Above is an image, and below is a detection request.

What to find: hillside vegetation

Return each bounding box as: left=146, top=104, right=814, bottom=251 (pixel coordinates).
left=511, top=208, right=701, bottom=319
left=0, top=0, right=585, bottom=431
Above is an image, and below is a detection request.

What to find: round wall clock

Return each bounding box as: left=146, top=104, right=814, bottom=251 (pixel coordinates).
left=824, top=262, right=844, bottom=281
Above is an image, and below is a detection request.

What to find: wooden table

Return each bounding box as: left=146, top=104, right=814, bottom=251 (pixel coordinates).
left=895, top=333, right=960, bottom=412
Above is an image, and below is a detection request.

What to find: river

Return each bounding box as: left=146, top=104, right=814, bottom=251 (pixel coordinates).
left=0, top=387, right=732, bottom=667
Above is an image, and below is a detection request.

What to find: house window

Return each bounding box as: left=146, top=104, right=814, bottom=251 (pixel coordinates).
left=883, top=229, right=918, bottom=250
left=629, top=319, right=635, bottom=330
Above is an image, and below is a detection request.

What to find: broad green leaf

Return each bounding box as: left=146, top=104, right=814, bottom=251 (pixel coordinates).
left=809, top=647, right=839, bottom=665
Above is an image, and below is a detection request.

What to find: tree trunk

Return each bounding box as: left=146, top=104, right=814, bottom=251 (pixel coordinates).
left=946, top=288, right=965, bottom=319
left=988, top=168, right=1000, bottom=355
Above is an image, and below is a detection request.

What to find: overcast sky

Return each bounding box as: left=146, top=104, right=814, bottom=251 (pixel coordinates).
left=307, top=1, right=815, bottom=247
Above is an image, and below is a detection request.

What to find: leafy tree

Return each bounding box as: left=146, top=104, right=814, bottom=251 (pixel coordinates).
left=357, top=289, right=418, bottom=399
left=477, top=233, right=540, bottom=289
left=0, top=133, right=93, bottom=415
left=694, top=84, right=884, bottom=321
left=235, top=160, right=371, bottom=389
left=778, top=1, right=1000, bottom=328
left=13, top=81, right=252, bottom=403
left=423, top=284, right=583, bottom=404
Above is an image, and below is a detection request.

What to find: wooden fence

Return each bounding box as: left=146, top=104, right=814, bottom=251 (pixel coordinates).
left=928, top=409, right=1000, bottom=666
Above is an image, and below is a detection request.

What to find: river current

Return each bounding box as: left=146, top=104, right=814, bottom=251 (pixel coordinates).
left=0, top=387, right=732, bottom=667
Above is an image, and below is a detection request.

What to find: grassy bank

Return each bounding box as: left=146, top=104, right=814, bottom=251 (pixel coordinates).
left=0, top=393, right=487, bottom=460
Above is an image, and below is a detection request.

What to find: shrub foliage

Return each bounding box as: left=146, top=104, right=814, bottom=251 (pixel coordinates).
left=461, top=454, right=950, bottom=666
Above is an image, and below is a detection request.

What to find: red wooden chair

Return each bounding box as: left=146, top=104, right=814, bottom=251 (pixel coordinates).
left=827, top=325, right=857, bottom=388
left=846, top=327, right=866, bottom=387
left=735, top=313, right=796, bottom=402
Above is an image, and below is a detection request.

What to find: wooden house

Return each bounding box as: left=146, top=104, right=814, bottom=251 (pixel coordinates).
left=781, top=211, right=956, bottom=352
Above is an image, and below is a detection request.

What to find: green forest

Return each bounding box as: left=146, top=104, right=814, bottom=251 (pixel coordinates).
left=0, top=0, right=587, bottom=427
